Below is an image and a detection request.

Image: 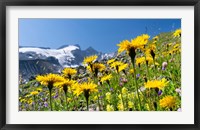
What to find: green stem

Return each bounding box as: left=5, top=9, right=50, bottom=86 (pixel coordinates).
left=153, top=90, right=158, bottom=111
left=153, top=59, right=157, bottom=76
left=49, top=90, right=52, bottom=111
left=65, top=92, right=68, bottom=111
left=94, top=77, right=101, bottom=111
left=97, top=94, right=101, bottom=111
left=132, top=61, right=142, bottom=111
left=144, top=56, right=150, bottom=80
left=86, top=97, right=89, bottom=111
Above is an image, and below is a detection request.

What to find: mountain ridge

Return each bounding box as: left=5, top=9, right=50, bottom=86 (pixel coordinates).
left=19, top=44, right=115, bottom=82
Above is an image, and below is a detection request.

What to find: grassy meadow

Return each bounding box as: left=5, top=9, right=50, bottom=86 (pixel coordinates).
left=19, top=29, right=181, bottom=111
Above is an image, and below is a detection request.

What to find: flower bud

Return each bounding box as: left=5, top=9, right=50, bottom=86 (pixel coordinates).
left=162, top=62, right=168, bottom=70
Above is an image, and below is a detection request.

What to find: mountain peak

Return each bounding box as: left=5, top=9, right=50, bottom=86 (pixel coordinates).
left=84, top=46, right=99, bottom=56
left=85, top=46, right=97, bottom=52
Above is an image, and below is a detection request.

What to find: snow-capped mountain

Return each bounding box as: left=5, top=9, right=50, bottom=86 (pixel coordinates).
left=20, top=45, right=80, bottom=67
left=19, top=44, right=116, bottom=81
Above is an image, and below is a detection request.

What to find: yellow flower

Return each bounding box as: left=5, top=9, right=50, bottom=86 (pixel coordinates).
left=128, top=101, right=134, bottom=108
left=173, top=48, right=181, bottom=54
left=144, top=78, right=169, bottom=90
left=136, top=57, right=145, bottom=66
left=146, top=56, right=154, bottom=64
left=117, top=103, right=124, bottom=111
left=173, top=43, right=180, bottom=49
left=93, top=95, right=98, bottom=101
left=20, top=98, right=26, bottom=103
left=118, top=63, right=128, bottom=73
left=162, top=51, right=172, bottom=57
left=86, top=65, right=92, bottom=73
left=30, top=91, right=39, bottom=96
left=118, top=94, right=122, bottom=100
left=54, top=79, right=75, bottom=94
left=62, top=68, right=77, bottom=78
left=159, top=95, right=176, bottom=109
left=129, top=69, right=134, bottom=74
left=36, top=73, right=64, bottom=87
left=145, top=49, right=155, bottom=59
left=72, top=82, right=98, bottom=96
left=167, top=43, right=172, bottom=47
left=117, top=34, right=150, bottom=55
left=149, top=44, right=156, bottom=52
left=27, top=99, right=33, bottom=104
left=110, top=61, right=126, bottom=73
left=122, top=87, right=128, bottom=95
left=153, top=36, right=159, bottom=41
left=117, top=40, right=132, bottom=54
left=173, top=29, right=181, bottom=37
left=145, top=44, right=156, bottom=58
left=110, top=61, right=123, bottom=68
left=92, top=63, right=106, bottom=72
left=145, top=103, right=150, bottom=111
left=128, top=92, right=134, bottom=99
left=54, top=79, right=75, bottom=88
left=83, top=55, right=98, bottom=65
left=168, top=47, right=180, bottom=55
left=155, top=62, right=160, bottom=66
left=67, top=98, right=72, bottom=102
left=89, top=63, right=106, bottom=77
left=100, top=74, right=112, bottom=83
left=106, top=92, right=111, bottom=102
left=106, top=104, right=114, bottom=111
left=131, top=34, right=150, bottom=48
left=36, top=88, right=42, bottom=92
left=107, top=59, right=115, bottom=65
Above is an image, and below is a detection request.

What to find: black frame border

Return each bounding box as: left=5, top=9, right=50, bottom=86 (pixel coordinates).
left=0, top=0, right=200, bottom=130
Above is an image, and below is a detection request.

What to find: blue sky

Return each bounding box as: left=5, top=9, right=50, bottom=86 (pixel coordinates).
left=19, top=19, right=181, bottom=53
